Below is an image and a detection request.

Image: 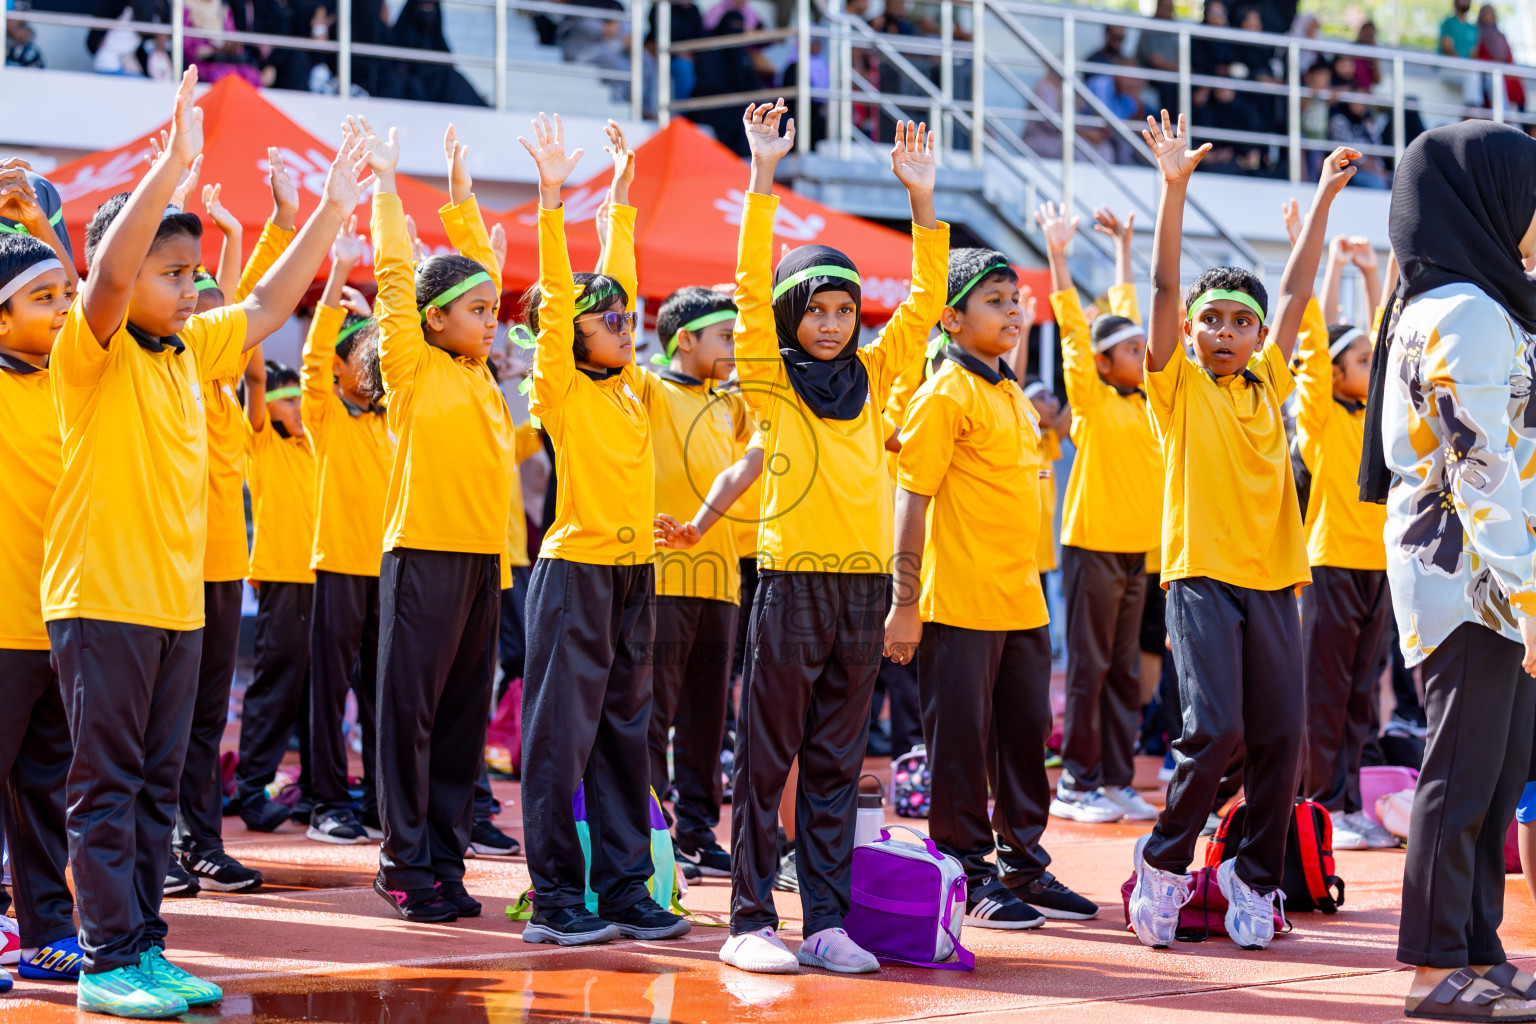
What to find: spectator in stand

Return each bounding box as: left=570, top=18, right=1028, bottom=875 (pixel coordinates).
left=645, top=0, right=705, bottom=111
left=1353, top=21, right=1381, bottom=91
left=1475, top=5, right=1525, bottom=112
left=1440, top=0, right=1483, bottom=105
left=1136, top=0, right=1181, bottom=118
left=1288, top=12, right=1323, bottom=70
left=229, top=0, right=313, bottom=91
left=691, top=8, right=763, bottom=155
left=1024, top=68, right=1114, bottom=162
left=1086, top=57, right=1145, bottom=163
left=1328, top=99, right=1390, bottom=187
left=394, top=0, right=487, bottom=105
left=6, top=0, right=43, bottom=67
left=1301, top=59, right=1336, bottom=179
left=1192, top=82, right=1269, bottom=174
left=1230, top=6, right=1279, bottom=83
left=1191, top=0, right=1238, bottom=78
left=182, top=0, right=260, bottom=85
left=1087, top=23, right=1127, bottom=66
left=87, top=0, right=170, bottom=76
left=557, top=0, right=632, bottom=102
left=704, top=0, right=761, bottom=32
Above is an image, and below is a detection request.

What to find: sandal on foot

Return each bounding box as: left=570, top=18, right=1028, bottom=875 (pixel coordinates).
left=1484, top=964, right=1536, bottom=1001
left=1405, top=969, right=1536, bottom=1021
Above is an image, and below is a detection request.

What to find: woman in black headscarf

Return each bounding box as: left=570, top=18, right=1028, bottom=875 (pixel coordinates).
left=393, top=0, right=487, bottom=105
left=1360, top=120, right=1536, bottom=1021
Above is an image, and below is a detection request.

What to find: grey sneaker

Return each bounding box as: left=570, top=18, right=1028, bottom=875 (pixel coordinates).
left=1215, top=858, right=1281, bottom=950
left=1128, top=833, right=1191, bottom=949
left=1342, top=810, right=1399, bottom=849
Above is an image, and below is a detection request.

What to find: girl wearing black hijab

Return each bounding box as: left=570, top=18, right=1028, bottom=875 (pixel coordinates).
left=1359, top=120, right=1536, bottom=1021
left=694, top=101, right=947, bottom=975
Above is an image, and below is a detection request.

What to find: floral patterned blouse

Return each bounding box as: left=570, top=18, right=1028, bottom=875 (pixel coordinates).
left=1384, top=282, right=1536, bottom=667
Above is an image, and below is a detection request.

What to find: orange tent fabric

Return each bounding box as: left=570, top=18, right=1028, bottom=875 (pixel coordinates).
left=50, top=76, right=455, bottom=282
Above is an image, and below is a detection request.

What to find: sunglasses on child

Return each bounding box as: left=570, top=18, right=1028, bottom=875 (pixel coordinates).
left=576, top=310, right=639, bottom=334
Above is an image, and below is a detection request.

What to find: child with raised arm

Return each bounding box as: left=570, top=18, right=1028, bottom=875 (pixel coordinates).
left=350, top=117, right=513, bottom=925
left=43, top=70, right=366, bottom=1017
left=706, top=100, right=947, bottom=975
left=302, top=224, right=392, bottom=847
left=1040, top=203, right=1162, bottom=827
left=517, top=112, right=689, bottom=947
left=1125, top=110, right=1358, bottom=953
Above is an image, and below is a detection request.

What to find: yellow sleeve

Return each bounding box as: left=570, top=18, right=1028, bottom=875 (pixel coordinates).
left=861, top=220, right=950, bottom=401
left=301, top=304, right=345, bottom=432
left=596, top=204, right=638, bottom=314
left=896, top=388, right=961, bottom=497
left=1108, top=282, right=1141, bottom=325
left=439, top=195, right=501, bottom=294
left=234, top=221, right=297, bottom=303
left=1051, top=288, right=1103, bottom=414
left=530, top=205, right=578, bottom=413
left=1292, top=297, right=1332, bottom=469
left=1144, top=341, right=1185, bottom=429
left=372, top=193, right=428, bottom=394
left=53, top=298, right=111, bottom=387
left=732, top=192, right=780, bottom=415
left=514, top=421, right=543, bottom=463
left=181, top=305, right=248, bottom=384
left=885, top=349, right=926, bottom=428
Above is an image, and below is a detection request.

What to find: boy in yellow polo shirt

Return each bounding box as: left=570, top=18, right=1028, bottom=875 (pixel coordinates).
left=0, top=198, right=82, bottom=988
left=1038, top=202, right=1162, bottom=827
left=884, top=247, right=1099, bottom=930
left=1126, top=111, right=1357, bottom=953
left=44, top=70, right=366, bottom=1017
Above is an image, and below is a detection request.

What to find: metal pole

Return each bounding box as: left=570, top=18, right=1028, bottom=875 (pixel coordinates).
left=172, top=0, right=184, bottom=78
left=1392, top=55, right=1405, bottom=168
left=796, top=0, right=810, bottom=153
left=657, top=0, right=671, bottom=126
left=495, top=0, right=507, bottom=111
left=837, top=0, right=851, bottom=159
left=940, top=0, right=954, bottom=157
left=1493, top=68, right=1506, bottom=122
left=338, top=0, right=351, bottom=99
left=1040, top=320, right=1055, bottom=393
left=630, top=0, right=644, bottom=121
left=1287, top=40, right=1300, bottom=183
left=1061, top=15, right=1074, bottom=226
left=1176, top=28, right=1190, bottom=122
left=971, top=0, right=984, bottom=166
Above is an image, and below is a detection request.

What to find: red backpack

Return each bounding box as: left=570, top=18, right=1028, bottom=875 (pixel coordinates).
left=1205, top=798, right=1345, bottom=914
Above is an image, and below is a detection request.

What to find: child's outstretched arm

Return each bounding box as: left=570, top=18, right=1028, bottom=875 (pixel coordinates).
left=1351, top=238, right=1381, bottom=322
left=202, top=183, right=243, bottom=295
left=1320, top=235, right=1347, bottom=325
left=348, top=117, right=424, bottom=396
left=654, top=446, right=765, bottom=549
left=1141, top=110, right=1210, bottom=373
left=884, top=487, right=931, bottom=665
left=596, top=120, right=638, bottom=314
left=301, top=221, right=364, bottom=426
left=1092, top=206, right=1136, bottom=292
left=233, top=151, right=301, bottom=303
left=440, top=125, right=502, bottom=296
left=1268, top=146, right=1359, bottom=363
left=734, top=100, right=796, bottom=406
left=82, top=68, right=203, bottom=345
left=1041, top=202, right=1100, bottom=411
left=243, top=343, right=268, bottom=431
left=519, top=111, right=586, bottom=413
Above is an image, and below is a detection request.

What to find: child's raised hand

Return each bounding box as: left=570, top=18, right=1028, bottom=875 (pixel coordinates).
left=339, top=284, right=372, bottom=318
left=345, top=116, right=400, bottom=177
left=403, top=214, right=432, bottom=262
left=1020, top=284, right=1037, bottom=334
left=1348, top=235, right=1378, bottom=270
left=889, top=120, right=935, bottom=195
left=170, top=154, right=202, bottom=213
left=1092, top=207, right=1134, bottom=245
left=321, top=132, right=370, bottom=215
left=743, top=99, right=796, bottom=165
left=1316, top=146, right=1360, bottom=199
left=603, top=119, right=636, bottom=199
left=1327, top=233, right=1349, bottom=266
left=653, top=513, right=701, bottom=550
left=518, top=112, right=585, bottom=190
left=490, top=222, right=507, bottom=272
left=1034, top=201, right=1078, bottom=254
left=444, top=124, right=472, bottom=206
left=200, top=182, right=239, bottom=236
left=1281, top=197, right=1302, bottom=247
left=165, top=66, right=204, bottom=171
left=0, top=167, right=41, bottom=226
left=332, top=216, right=366, bottom=266
left=267, top=148, right=300, bottom=228
left=1141, top=109, right=1209, bottom=184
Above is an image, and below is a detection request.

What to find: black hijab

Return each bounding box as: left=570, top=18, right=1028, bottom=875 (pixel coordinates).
left=772, top=243, right=867, bottom=420
left=1359, top=120, right=1536, bottom=502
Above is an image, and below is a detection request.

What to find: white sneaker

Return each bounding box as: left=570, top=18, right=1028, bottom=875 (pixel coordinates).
left=1049, top=786, right=1124, bottom=824
left=1329, top=810, right=1369, bottom=851
left=1127, top=833, right=1191, bottom=948
left=1342, top=811, right=1399, bottom=849
left=796, top=927, right=879, bottom=974
left=1215, top=857, right=1281, bottom=950
left=720, top=927, right=800, bottom=974
left=1157, top=764, right=1175, bottom=783
left=1102, top=785, right=1159, bottom=821
left=0, top=915, right=17, bottom=966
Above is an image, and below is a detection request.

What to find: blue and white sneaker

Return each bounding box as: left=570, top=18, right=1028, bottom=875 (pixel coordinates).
left=1127, top=833, right=1192, bottom=949
left=1215, top=858, right=1282, bottom=950
left=0, top=965, right=11, bottom=994
left=18, top=936, right=85, bottom=980
left=76, top=964, right=186, bottom=1019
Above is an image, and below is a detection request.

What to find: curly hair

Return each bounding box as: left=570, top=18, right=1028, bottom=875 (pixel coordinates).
left=946, top=248, right=1017, bottom=312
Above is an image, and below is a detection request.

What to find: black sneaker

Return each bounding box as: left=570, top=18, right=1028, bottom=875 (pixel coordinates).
left=521, top=905, right=620, bottom=946
left=164, top=859, right=200, bottom=899
left=772, top=849, right=799, bottom=894
left=290, top=794, right=314, bottom=822
left=434, top=880, right=482, bottom=918
left=359, top=809, right=385, bottom=841
left=675, top=837, right=731, bottom=878
left=373, top=875, right=458, bottom=922
left=181, top=851, right=263, bottom=893
left=1009, top=873, right=1099, bottom=920
left=239, top=797, right=291, bottom=834
left=679, top=860, right=702, bottom=881
left=468, top=820, right=521, bottom=858
left=307, top=810, right=369, bottom=845
left=608, top=897, right=690, bottom=940
left=965, top=882, right=1045, bottom=930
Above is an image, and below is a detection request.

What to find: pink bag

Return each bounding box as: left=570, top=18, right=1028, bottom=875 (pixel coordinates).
left=1359, top=765, right=1418, bottom=826
left=485, top=677, right=523, bottom=772
left=1120, top=867, right=1290, bottom=942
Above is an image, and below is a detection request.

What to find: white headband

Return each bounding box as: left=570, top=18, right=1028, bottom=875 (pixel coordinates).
left=1092, top=323, right=1146, bottom=354
left=1023, top=381, right=1049, bottom=399
left=0, top=259, right=63, bottom=307
left=1329, top=327, right=1365, bottom=360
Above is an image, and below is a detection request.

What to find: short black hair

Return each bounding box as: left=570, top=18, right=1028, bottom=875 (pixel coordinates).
left=519, top=272, right=629, bottom=364
left=0, top=234, right=63, bottom=313
left=335, top=313, right=374, bottom=361
left=946, top=248, right=1017, bottom=312
left=84, top=191, right=203, bottom=271
left=1327, top=322, right=1364, bottom=365
left=264, top=358, right=300, bottom=391
left=656, top=286, right=735, bottom=347
left=415, top=253, right=491, bottom=318
left=1090, top=314, right=1139, bottom=350
left=1183, top=266, right=1267, bottom=321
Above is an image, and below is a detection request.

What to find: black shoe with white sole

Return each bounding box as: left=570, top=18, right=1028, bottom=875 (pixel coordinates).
left=521, top=905, right=620, bottom=946
left=468, top=820, right=521, bottom=858
left=239, top=797, right=291, bottom=834
left=608, top=898, right=691, bottom=940
left=772, top=850, right=800, bottom=893
left=359, top=810, right=385, bottom=841
left=965, top=883, right=1045, bottom=930
left=675, top=837, right=731, bottom=878
left=164, top=860, right=200, bottom=899
left=373, top=875, right=458, bottom=923
left=307, top=810, right=369, bottom=845
left=180, top=851, right=263, bottom=893
left=1009, top=873, right=1100, bottom=920
left=433, top=880, right=482, bottom=918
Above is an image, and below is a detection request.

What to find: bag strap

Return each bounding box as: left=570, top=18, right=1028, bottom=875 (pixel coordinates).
left=1292, top=803, right=1332, bottom=906
left=875, top=876, right=974, bottom=970
left=878, top=824, right=944, bottom=861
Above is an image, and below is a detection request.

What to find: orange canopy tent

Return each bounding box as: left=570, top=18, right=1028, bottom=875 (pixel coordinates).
left=49, top=76, right=456, bottom=283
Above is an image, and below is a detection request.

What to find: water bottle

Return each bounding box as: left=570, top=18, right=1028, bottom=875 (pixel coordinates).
left=854, top=773, right=886, bottom=848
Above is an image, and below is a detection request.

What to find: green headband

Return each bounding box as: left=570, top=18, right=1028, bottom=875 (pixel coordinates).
left=335, top=319, right=370, bottom=346
left=772, top=265, right=861, bottom=302
left=419, top=271, right=492, bottom=323
left=195, top=278, right=221, bottom=292
left=508, top=323, right=535, bottom=350
left=265, top=386, right=301, bottom=401
left=947, top=261, right=1011, bottom=307
left=1187, top=288, right=1266, bottom=326
left=574, top=281, right=618, bottom=315
left=654, top=308, right=737, bottom=364
left=0, top=208, right=65, bottom=235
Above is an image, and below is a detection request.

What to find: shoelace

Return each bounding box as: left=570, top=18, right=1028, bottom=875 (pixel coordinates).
left=1149, top=869, right=1194, bottom=916
left=1231, top=877, right=1284, bottom=928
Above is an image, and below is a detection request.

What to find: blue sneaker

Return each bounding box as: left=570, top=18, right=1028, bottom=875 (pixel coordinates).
left=1, top=965, right=11, bottom=994
left=76, top=964, right=187, bottom=1019
left=140, top=947, right=222, bottom=1007
left=18, top=936, right=85, bottom=980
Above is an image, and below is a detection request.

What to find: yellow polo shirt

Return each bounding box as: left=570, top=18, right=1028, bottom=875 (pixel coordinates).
left=898, top=350, right=1049, bottom=631
left=45, top=303, right=247, bottom=628
left=1146, top=339, right=1310, bottom=591
left=0, top=355, right=62, bottom=649
left=248, top=409, right=316, bottom=584
left=733, top=191, right=949, bottom=573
